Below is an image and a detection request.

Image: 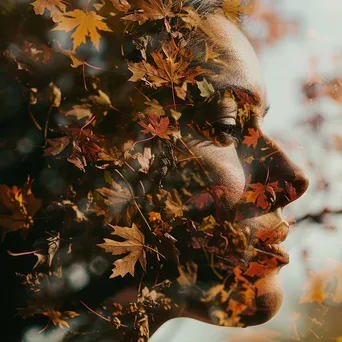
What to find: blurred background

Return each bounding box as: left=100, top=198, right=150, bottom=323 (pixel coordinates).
left=244, top=0, right=342, bottom=340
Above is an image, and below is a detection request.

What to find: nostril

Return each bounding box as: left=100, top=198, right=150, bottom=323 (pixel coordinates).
left=294, top=172, right=310, bottom=198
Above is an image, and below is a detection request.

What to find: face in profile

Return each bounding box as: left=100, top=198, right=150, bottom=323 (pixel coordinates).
left=116, top=10, right=309, bottom=331
left=169, top=12, right=309, bottom=327
left=3, top=1, right=310, bottom=340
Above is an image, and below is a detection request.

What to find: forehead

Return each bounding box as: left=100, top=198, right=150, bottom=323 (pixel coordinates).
left=198, top=13, right=267, bottom=111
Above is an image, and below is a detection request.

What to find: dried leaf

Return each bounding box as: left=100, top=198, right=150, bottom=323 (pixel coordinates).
left=197, top=78, right=215, bottom=100
left=242, top=128, right=260, bottom=149
left=30, top=0, right=66, bottom=23
left=97, top=223, right=146, bottom=278
left=122, top=0, right=174, bottom=25
left=0, top=178, right=42, bottom=233
left=244, top=182, right=283, bottom=210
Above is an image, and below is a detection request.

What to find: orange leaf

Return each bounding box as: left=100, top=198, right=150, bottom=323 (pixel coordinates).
left=30, top=0, right=66, bottom=23
left=52, top=9, right=112, bottom=51
left=244, top=182, right=283, bottom=209
left=138, top=114, right=172, bottom=140
left=242, top=128, right=260, bottom=148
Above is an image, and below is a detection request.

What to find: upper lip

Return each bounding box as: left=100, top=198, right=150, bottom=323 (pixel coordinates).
left=237, top=209, right=290, bottom=247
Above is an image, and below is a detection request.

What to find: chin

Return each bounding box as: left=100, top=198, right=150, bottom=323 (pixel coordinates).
left=242, top=271, right=284, bottom=326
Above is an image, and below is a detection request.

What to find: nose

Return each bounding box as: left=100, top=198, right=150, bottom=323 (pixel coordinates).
left=263, top=135, right=309, bottom=208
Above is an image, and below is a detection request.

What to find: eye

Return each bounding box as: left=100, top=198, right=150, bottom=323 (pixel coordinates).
left=212, top=121, right=241, bottom=146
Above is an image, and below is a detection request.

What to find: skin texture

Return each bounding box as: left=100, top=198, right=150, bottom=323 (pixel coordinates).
left=174, top=12, right=309, bottom=326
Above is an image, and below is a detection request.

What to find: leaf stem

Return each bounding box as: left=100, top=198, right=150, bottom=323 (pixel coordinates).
left=114, top=169, right=152, bottom=232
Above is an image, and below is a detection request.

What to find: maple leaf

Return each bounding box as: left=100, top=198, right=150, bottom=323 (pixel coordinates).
left=43, top=309, right=79, bottom=328
left=197, top=78, right=215, bottom=100
left=97, top=223, right=146, bottom=278
left=0, top=177, right=42, bottom=233
left=242, top=128, right=260, bottom=148
left=65, top=104, right=93, bottom=121
left=111, top=0, right=131, bottom=12
left=244, top=182, right=283, bottom=210
left=138, top=114, right=172, bottom=140
left=144, top=99, right=166, bottom=117
left=222, top=0, right=255, bottom=24
left=95, top=176, right=136, bottom=226
left=127, top=42, right=205, bottom=92
left=30, top=0, right=66, bottom=23
left=122, top=0, right=174, bottom=25
left=52, top=9, right=112, bottom=51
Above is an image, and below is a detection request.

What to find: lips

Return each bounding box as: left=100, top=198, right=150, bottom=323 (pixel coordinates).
left=254, top=244, right=289, bottom=265
left=237, top=209, right=290, bottom=265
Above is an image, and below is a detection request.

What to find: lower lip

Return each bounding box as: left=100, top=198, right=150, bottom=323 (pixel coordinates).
left=253, top=244, right=289, bottom=265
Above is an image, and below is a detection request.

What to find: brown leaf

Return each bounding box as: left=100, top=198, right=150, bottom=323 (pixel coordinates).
left=44, top=136, right=70, bottom=156
left=138, top=114, right=173, bottom=140
left=0, top=177, right=42, bottom=233
left=30, top=0, right=66, bottom=23
left=122, top=0, right=174, bottom=25
left=34, top=233, right=60, bottom=269
left=97, top=223, right=146, bottom=278
left=65, top=104, right=93, bottom=121
left=137, top=147, right=153, bottom=174
left=111, top=0, right=131, bottom=12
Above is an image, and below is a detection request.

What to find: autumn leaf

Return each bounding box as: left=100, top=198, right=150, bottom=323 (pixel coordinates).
left=222, top=0, right=255, bottom=24
left=0, top=177, right=42, bottom=233
left=137, top=147, right=153, bottom=174
left=138, top=114, right=173, bottom=140
left=111, top=0, right=131, bottom=12
left=244, top=260, right=279, bottom=277
left=65, top=104, right=93, bottom=121
left=244, top=182, right=283, bottom=210
left=177, top=261, right=198, bottom=288
left=197, top=78, right=215, bottom=100
left=97, top=223, right=146, bottom=278
left=18, top=302, right=79, bottom=328
left=144, top=99, right=166, bottom=117
left=43, top=309, right=79, bottom=328
left=127, top=42, right=205, bottom=92
left=33, top=232, right=60, bottom=269
left=122, top=0, right=174, bottom=25
left=30, top=0, right=66, bottom=23
left=242, top=128, right=260, bottom=148
left=94, top=175, right=136, bottom=226
left=52, top=9, right=112, bottom=51
left=299, top=270, right=327, bottom=304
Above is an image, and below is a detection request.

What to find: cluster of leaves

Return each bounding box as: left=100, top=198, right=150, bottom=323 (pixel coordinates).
left=1, top=0, right=269, bottom=340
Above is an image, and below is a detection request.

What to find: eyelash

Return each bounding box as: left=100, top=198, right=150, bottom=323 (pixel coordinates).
left=212, top=122, right=242, bottom=145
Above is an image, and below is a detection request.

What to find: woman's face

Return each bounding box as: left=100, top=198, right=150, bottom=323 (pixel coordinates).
left=178, top=13, right=309, bottom=326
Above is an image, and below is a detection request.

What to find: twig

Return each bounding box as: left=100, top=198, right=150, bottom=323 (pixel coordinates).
left=294, top=207, right=342, bottom=224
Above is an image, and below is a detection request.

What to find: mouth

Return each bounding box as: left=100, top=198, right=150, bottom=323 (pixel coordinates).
left=239, top=209, right=290, bottom=265
left=253, top=243, right=289, bottom=265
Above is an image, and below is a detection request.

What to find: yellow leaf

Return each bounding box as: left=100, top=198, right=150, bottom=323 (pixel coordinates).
left=222, top=0, right=255, bottom=24
left=97, top=223, right=146, bottom=278
left=52, top=9, right=112, bottom=51
left=30, top=0, right=66, bottom=23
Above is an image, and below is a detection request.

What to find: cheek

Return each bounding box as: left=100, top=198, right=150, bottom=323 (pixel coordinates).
left=193, top=144, right=245, bottom=207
